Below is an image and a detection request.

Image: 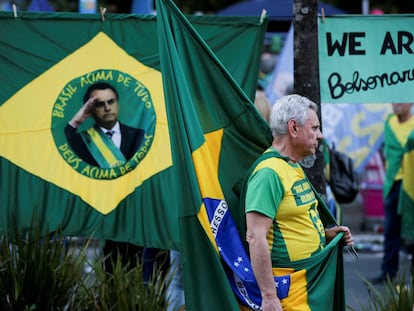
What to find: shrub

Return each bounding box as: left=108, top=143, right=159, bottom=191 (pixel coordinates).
left=350, top=271, right=413, bottom=311
left=0, top=223, right=172, bottom=311
left=0, top=226, right=87, bottom=310
left=70, top=250, right=171, bottom=311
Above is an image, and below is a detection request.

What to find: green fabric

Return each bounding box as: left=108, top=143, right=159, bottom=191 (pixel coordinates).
left=383, top=114, right=414, bottom=198
left=0, top=12, right=263, bottom=104
left=399, top=130, right=414, bottom=242
left=0, top=1, right=271, bottom=310
left=0, top=8, right=268, bottom=244
left=295, top=169, right=345, bottom=311
left=156, top=1, right=271, bottom=309
left=81, top=127, right=126, bottom=168
left=245, top=167, right=284, bottom=218
left=283, top=234, right=345, bottom=311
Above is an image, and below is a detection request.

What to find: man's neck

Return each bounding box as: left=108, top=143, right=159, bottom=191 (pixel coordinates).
left=100, top=121, right=119, bottom=131
left=397, top=113, right=412, bottom=123
left=271, top=139, right=300, bottom=163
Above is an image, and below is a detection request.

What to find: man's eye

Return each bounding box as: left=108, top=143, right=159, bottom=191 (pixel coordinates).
left=95, top=102, right=104, bottom=107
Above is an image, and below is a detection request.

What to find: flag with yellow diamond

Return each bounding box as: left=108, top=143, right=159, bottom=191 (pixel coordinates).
left=156, top=0, right=272, bottom=309
left=0, top=9, right=267, bottom=247
left=0, top=5, right=271, bottom=310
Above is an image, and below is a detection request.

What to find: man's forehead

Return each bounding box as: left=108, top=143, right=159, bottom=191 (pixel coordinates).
left=91, top=88, right=116, bottom=96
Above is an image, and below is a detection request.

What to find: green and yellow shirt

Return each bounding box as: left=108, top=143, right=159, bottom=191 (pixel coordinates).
left=383, top=114, right=414, bottom=198
left=245, top=148, right=326, bottom=265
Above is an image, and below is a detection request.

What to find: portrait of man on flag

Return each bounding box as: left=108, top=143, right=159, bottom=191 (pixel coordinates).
left=64, top=80, right=146, bottom=169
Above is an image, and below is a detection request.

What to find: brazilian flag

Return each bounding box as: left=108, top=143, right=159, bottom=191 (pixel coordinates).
left=157, top=0, right=272, bottom=308
left=157, top=1, right=345, bottom=309
left=399, top=130, right=414, bottom=243
left=0, top=0, right=272, bottom=309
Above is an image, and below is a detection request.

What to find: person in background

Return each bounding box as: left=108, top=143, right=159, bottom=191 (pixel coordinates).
left=243, top=94, right=353, bottom=311
left=370, top=103, right=414, bottom=284
left=322, top=138, right=342, bottom=222
left=399, top=128, right=414, bottom=279
left=165, top=250, right=185, bottom=311
left=254, top=87, right=271, bottom=124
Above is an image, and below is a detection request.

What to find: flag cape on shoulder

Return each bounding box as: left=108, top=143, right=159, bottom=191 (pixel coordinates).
left=399, top=130, right=414, bottom=242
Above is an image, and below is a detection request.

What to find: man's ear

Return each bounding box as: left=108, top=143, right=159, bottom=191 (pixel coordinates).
left=287, top=119, right=297, bottom=136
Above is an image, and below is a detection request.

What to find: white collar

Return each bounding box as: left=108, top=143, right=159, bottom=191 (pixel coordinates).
left=100, top=121, right=120, bottom=134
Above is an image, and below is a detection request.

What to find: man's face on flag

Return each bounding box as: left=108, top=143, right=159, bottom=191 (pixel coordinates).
left=91, top=88, right=120, bottom=129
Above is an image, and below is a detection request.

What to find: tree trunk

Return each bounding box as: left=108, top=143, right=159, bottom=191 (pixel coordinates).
left=293, top=0, right=326, bottom=195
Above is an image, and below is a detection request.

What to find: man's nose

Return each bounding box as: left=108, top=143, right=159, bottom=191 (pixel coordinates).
left=318, top=130, right=324, bottom=139
left=104, top=102, right=111, bottom=110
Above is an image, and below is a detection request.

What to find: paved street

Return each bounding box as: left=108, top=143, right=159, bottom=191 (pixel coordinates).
left=344, top=239, right=412, bottom=310
left=342, top=197, right=412, bottom=311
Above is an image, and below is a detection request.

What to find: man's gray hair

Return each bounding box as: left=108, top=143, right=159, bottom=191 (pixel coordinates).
left=270, top=94, right=318, bottom=137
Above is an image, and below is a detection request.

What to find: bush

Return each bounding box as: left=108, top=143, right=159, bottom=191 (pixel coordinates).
left=70, top=251, right=170, bottom=311
left=0, top=227, right=87, bottom=310
left=0, top=224, right=171, bottom=311
left=350, top=272, right=414, bottom=311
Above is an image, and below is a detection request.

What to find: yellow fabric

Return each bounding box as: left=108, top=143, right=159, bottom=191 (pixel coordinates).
left=402, top=149, right=414, bottom=201
left=86, top=128, right=120, bottom=167
left=388, top=115, right=414, bottom=180
left=272, top=267, right=310, bottom=311
left=195, top=129, right=224, bottom=252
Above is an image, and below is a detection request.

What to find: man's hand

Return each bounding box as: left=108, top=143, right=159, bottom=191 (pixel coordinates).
left=325, top=226, right=354, bottom=246
left=262, top=297, right=283, bottom=311
left=69, top=96, right=96, bottom=128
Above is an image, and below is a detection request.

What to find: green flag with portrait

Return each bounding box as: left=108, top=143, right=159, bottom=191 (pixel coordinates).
left=0, top=3, right=271, bottom=310
left=0, top=9, right=267, bottom=244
